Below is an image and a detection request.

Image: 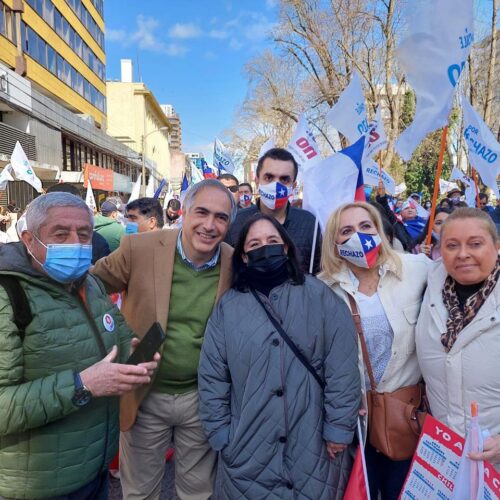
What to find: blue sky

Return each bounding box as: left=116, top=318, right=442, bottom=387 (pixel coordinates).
left=104, top=0, right=278, bottom=160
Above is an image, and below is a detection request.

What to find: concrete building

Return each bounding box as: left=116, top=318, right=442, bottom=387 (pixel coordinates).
left=106, top=59, right=171, bottom=181
left=160, top=103, right=181, bottom=152
left=0, top=0, right=144, bottom=208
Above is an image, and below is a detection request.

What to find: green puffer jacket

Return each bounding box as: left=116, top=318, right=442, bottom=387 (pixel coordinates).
left=0, top=242, right=132, bottom=499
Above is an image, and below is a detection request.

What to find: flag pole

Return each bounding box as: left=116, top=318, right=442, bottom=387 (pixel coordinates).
left=357, top=417, right=371, bottom=500
left=471, top=168, right=481, bottom=208
left=309, top=218, right=319, bottom=275
left=425, top=126, right=448, bottom=245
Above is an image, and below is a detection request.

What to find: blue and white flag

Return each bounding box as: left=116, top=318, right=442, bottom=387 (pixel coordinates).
left=326, top=72, right=369, bottom=144
left=302, top=136, right=365, bottom=231
left=191, top=160, right=205, bottom=184
left=10, top=141, right=43, bottom=193
left=462, top=98, right=500, bottom=197
left=363, top=106, right=388, bottom=160
left=214, top=138, right=235, bottom=174
left=0, top=165, right=14, bottom=191
left=395, top=0, right=474, bottom=161
left=153, top=178, right=167, bottom=199
left=180, top=174, right=189, bottom=203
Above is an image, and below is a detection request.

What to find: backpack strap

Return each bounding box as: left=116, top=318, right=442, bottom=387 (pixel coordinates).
left=0, top=275, right=32, bottom=341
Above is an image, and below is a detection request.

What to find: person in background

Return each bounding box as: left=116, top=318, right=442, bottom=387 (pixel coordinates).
left=409, top=193, right=421, bottom=204
left=424, top=201, right=432, bottom=211
left=226, top=148, right=321, bottom=274
left=199, top=214, right=360, bottom=498
left=164, top=198, right=182, bottom=229
left=394, top=199, right=404, bottom=214
left=46, top=183, right=110, bottom=263
left=478, top=192, right=494, bottom=214
left=411, top=207, right=451, bottom=260
left=416, top=208, right=500, bottom=468
left=218, top=173, right=240, bottom=205
left=94, top=199, right=125, bottom=252
left=7, top=200, right=19, bottom=213
left=439, top=198, right=451, bottom=210
left=447, top=187, right=463, bottom=207
left=238, top=182, right=254, bottom=209
left=320, top=201, right=429, bottom=499
left=125, top=197, right=164, bottom=234
left=491, top=197, right=500, bottom=233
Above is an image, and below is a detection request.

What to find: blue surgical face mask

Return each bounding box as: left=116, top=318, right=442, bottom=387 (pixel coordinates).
left=29, top=235, right=92, bottom=284
left=125, top=221, right=139, bottom=234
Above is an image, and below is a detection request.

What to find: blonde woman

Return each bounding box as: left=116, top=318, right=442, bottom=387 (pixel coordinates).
left=319, top=202, right=430, bottom=500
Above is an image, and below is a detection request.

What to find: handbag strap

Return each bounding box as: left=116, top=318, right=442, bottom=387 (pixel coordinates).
left=347, top=294, right=377, bottom=391
left=250, top=288, right=325, bottom=390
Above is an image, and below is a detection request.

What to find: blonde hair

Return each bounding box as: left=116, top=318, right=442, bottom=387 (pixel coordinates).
left=441, top=207, right=499, bottom=243
left=319, top=201, right=402, bottom=278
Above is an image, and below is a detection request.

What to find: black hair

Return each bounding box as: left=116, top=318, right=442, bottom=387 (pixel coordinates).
left=479, top=192, right=489, bottom=201
left=217, top=173, right=239, bottom=185
left=239, top=182, right=253, bottom=192
left=369, top=201, right=395, bottom=245
left=232, top=213, right=305, bottom=291
left=167, top=198, right=181, bottom=211
left=126, top=197, right=164, bottom=228
left=256, top=148, right=299, bottom=181
left=46, top=183, right=82, bottom=197
left=411, top=207, right=452, bottom=248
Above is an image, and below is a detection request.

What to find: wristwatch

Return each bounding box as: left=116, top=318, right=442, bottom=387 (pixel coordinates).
left=72, top=372, right=92, bottom=407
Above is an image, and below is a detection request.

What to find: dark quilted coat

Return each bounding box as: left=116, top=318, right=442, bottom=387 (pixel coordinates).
left=199, top=276, right=361, bottom=499
left=0, top=242, right=132, bottom=499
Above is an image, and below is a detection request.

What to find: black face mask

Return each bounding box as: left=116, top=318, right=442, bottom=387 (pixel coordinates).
left=246, top=244, right=288, bottom=273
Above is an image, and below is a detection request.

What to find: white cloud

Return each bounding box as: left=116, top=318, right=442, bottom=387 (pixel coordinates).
left=106, top=28, right=126, bottom=42
left=209, top=29, right=229, bottom=40
left=229, top=37, right=243, bottom=50
left=243, top=19, right=276, bottom=41
left=168, top=23, right=202, bottom=39
left=265, top=0, right=279, bottom=9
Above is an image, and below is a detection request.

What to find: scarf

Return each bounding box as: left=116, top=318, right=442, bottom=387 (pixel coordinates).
left=441, top=258, right=500, bottom=352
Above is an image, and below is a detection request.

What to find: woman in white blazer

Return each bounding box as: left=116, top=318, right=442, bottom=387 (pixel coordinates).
left=416, top=207, right=500, bottom=469
left=320, top=201, right=430, bottom=500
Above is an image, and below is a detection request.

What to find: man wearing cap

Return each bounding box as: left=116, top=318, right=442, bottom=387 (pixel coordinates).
left=447, top=187, right=463, bottom=206
left=94, top=199, right=125, bottom=252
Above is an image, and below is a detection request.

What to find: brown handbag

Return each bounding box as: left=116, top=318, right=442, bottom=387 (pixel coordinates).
left=347, top=294, right=428, bottom=461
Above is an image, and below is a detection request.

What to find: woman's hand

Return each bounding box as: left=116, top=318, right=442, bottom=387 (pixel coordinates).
left=326, top=442, right=347, bottom=459
left=419, top=243, right=433, bottom=257
left=469, top=434, right=500, bottom=464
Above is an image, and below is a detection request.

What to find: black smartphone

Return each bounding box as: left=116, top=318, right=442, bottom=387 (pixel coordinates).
left=126, top=322, right=166, bottom=365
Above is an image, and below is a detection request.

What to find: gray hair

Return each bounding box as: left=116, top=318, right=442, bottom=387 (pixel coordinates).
left=25, top=192, right=94, bottom=235
left=183, top=179, right=237, bottom=223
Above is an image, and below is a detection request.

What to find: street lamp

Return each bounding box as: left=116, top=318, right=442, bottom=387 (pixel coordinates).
left=142, top=126, right=169, bottom=195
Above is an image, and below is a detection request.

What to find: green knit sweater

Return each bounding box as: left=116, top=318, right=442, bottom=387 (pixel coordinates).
left=153, top=252, right=220, bottom=394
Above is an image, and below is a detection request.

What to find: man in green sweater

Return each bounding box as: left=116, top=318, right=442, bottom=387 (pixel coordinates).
left=92, top=179, right=236, bottom=499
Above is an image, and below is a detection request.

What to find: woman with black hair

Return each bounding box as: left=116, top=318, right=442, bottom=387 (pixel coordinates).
left=411, top=207, right=451, bottom=260
left=198, top=214, right=361, bottom=499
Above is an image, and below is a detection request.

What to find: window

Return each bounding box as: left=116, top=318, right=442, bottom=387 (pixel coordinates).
left=0, top=4, right=5, bottom=38
left=63, top=60, right=71, bottom=86
left=54, top=10, right=62, bottom=37
left=38, top=38, right=47, bottom=68
left=34, top=0, right=43, bottom=16
left=56, top=53, right=64, bottom=79
left=74, top=33, right=82, bottom=58
left=47, top=45, right=56, bottom=74
left=42, top=0, right=54, bottom=27
left=27, top=26, right=39, bottom=60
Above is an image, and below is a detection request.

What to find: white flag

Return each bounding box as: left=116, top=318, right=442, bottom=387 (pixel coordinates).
left=363, top=106, right=388, bottom=160
left=163, top=183, right=174, bottom=209
left=191, top=160, right=204, bottom=184
left=439, top=178, right=459, bottom=195
left=326, top=72, right=369, bottom=144
left=10, top=141, right=43, bottom=193
left=145, top=174, right=155, bottom=198
left=85, top=179, right=97, bottom=212
left=287, top=114, right=321, bottom=173
left=362, top=159, right=396, bottom=195
left=395, top=0, right=474, bottom=161
left=450, top=167, right=476, bottom=206
left=450, top=166, right=470, bottom=184
left=0, top=165, right=14, bottom=191
left=214, top=138, right=235, bottom=174
left=129, top=174, right=142, bottom=203
left=395, top=182, right=407, bottom=195
left=406, top=197, right=429, bottom=219
left=462, top=98, right=500, bottom=197
left=302, top=138, right=365, bottom=231
left=258, top=137, right=276, bottom=159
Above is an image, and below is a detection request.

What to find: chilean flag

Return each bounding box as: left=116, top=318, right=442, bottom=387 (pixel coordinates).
left=274, top=182, right=290, bottom=209
left=201, top=159, right=217, bottom=179
left=344, top=418, right=370, bottom=500
left=359, top=232, right=381, bottom=268
left=340, top=136, right=366, bottom=201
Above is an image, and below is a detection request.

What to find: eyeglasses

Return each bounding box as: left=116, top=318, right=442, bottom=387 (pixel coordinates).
left=227, top=185, right=239, bottom=193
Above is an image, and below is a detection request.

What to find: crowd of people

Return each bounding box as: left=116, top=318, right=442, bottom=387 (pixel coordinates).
left=0, top=147, right=499, bottom=500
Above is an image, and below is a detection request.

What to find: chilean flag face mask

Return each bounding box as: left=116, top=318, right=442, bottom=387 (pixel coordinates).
left=258, top=182, right=292, bottom=210
left=337, top=232, right=382, bottom=269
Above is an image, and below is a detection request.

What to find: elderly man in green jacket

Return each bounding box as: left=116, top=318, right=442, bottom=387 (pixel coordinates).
left=0, top=192, right=158, bottom=499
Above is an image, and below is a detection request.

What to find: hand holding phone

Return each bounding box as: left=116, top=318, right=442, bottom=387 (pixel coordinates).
left=127, top=322, right=166, bottom=365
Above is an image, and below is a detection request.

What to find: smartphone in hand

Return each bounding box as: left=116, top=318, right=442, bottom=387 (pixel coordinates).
left=126, top=322, right=166, bottom=365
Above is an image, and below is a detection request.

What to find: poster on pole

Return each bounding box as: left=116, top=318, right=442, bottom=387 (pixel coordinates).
left=400, top=415, right=500, bottom=499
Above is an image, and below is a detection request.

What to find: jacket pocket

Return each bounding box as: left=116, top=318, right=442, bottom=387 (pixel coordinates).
left=402, top=302, right=422, bottom=325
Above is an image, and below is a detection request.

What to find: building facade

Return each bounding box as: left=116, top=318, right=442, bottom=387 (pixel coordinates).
left=160, top=103, right=181, bottom=152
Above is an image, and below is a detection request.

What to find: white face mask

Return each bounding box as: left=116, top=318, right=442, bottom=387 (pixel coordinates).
left=337, top=232, right=382, bottom=269
left=258, top=182, right=292, bottom=210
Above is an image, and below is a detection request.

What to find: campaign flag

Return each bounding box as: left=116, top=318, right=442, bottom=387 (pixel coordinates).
left=439, top=178, right=460, bottom=195
left=395, top=182, right=407, bottom=196
left=406, top=197, right=429, bottom=219
left=450, top=166, right=476, bottom=206
left=85, top=179, right=97, bottom=212
left=163, top=182, right=174, bottom=209
left=201, top=159, right=217, bottom=179
left=0, top=165, right=14, bottom=191
left=128, top=173, right=142, bottom=203
left=153, top=178, right=167, bottom=199
left=462, top=98, right=500, bottom=197
left=287, top=114, right=321, bottom=173
left=145, top=174, right=155, bottom=198
left=395, top=0, right=474, bottom=160
left=214, top=138, right=235, bottom=174
left=363, top=158, right=396, bottom=195
left=363, top=106, right=388, bottom=160
left=179, top=174, right=189, bottom=203
left=258, top=137, right=276, bottom=159
left=302, top=135, right=365, bottom=231
left=10, top=141, right=43, bottom=193
left=191, top=160, right=204, bottom=184
left=326, top=72, right=368, bottom=144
